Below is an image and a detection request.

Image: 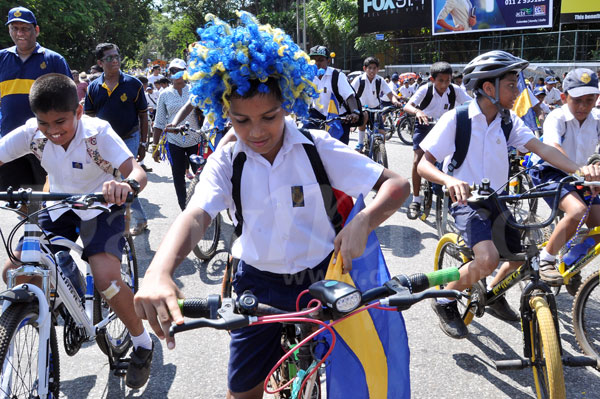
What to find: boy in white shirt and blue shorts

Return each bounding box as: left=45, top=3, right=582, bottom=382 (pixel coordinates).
left=417, top=51, right=599, bottom=339
left=0, top=73, right=154, bottom=389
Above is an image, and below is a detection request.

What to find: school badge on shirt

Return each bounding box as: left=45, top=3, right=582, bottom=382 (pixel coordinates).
left=291, top=186, right=304, bottom=207
left=72, top=161, right=83, bottom=169
left=120, top=93, right=128, bottom=102
left=40, top=62, right=46, bottom=70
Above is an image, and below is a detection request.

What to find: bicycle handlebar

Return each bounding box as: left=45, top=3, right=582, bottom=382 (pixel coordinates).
left=170, top=268, right=462, bottom=336
left=0, top=189, right=134, bottom=206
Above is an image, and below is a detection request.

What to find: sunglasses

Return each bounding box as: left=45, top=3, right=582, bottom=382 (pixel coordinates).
left=101, top=54, right=121, bottom=63
left=169, top=68, right=185, bottom=75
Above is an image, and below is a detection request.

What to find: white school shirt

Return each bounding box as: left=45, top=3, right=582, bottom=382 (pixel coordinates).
left=437, top=0, right=473, bottom=31
left=399, top=85, right=415, bottom=100
left=147, top=73, right=164, bottom=88
left=351, top=74, right=392, bottom=109
left=190, top=117, right=384, bottom=274
left=0, top=116, right=132, bottom=221
left=532, top=105, right=600, bottom=166
left=408, top=83, right=471, bottom=120
left=420, top=100, right=536, bottom=191
left=544, top=87, right=562, bottom=105
left=311, top=67, right=355, bottom=117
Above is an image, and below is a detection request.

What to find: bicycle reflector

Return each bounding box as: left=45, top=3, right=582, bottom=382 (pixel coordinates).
left=309, top=280, right=362, bottom=313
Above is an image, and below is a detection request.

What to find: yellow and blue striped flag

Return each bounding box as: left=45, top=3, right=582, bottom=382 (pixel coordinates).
left=512, top=72, right=538, bottom=130
left=324, top=93, right=344, bottom=141
left=323, top=194, right=410, bottom=398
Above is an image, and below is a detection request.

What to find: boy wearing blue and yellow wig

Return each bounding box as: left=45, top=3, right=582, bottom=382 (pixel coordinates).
left=134, top=12, right=409, bottom=398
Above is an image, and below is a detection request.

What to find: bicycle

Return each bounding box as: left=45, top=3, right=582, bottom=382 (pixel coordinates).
left=171, top=267, right=463, bottom=399
left=0, top=189, right=138, bottom=399
left=361, top=106, right=397, bottom=168
left=433, top=176, right=599, bottom=399
left=170, top=123, right=222, bottom=261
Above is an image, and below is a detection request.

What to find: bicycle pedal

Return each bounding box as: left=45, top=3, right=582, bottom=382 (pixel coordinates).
left=495, top=358, right=530, bottom=370
left=110, top=358, right=130, bottom=377
left=563, top=356, right=599, bottom=368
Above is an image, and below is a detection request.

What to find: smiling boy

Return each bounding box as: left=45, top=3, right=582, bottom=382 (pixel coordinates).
left=0, top=73, right=153, bottom=388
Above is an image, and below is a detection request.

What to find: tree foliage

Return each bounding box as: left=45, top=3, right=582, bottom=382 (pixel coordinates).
left=0, top=0, right=151, bottom=71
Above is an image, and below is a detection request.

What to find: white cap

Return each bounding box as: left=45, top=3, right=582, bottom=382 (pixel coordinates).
left=168, top=58, right=186, bottom=70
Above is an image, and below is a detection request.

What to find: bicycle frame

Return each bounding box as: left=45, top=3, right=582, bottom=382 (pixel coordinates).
left=555, top=226, right=600, bottom=284
left=365, top=114, right=386, bottom=161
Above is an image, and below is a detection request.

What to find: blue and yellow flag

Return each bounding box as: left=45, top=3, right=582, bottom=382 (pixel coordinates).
left=323, top=194, right=410, bottom=399
left=325, top=93, right=344, bottom=141
left=512, top=72, right=539, bottom=130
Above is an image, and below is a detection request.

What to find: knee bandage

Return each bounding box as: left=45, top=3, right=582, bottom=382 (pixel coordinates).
left=101, top=280, right=121, bottom=300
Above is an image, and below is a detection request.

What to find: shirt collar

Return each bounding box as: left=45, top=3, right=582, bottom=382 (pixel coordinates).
left=468, top=99, right=484, bottom=119
left=561, top=104, right=575, bottom=121
left=100, top=70, right=124, bottom=84
left=7, top=43, right=43, bottom=55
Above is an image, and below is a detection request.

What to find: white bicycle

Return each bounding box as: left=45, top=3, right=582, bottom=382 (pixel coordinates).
left=0, top=189, right=138, bottom=398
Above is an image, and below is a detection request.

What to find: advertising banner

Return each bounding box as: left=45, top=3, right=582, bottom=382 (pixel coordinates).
left=560, top=0, right=600, bottom=24
left=358, top=0, right=431, bottom=34
left=432, top=0, right=553, bottom=35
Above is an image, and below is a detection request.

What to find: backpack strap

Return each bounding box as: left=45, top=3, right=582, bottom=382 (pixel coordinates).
left=448, top=84, right=456, bottom=110
left=418, top=82, right=434, bottom=111
left=356, top=78, right=366, bottom=99
left=30, top=137, right=49, bottom=161
left=330, top=69, right=346, bottom=110
left=84, top=137, right=121, bottom=179
left=375, top=77, right=382, bottom=107
left=231, top=151, right=247, bottom=239
left=448, top=104, right=471, bottom=176
left=298, top=129, right=344, bottom=235
left=501, top=117, right=513, bottom=143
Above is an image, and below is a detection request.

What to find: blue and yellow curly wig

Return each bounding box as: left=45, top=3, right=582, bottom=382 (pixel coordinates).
left=185, top=11, right=319, bottom=130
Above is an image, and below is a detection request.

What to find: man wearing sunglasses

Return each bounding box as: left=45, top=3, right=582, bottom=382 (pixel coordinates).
left=0, top=6, right=72, bottom=192
left=84, top=43, right=149, bottom=236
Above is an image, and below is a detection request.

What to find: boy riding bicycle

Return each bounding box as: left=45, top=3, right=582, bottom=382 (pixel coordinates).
left=0, top=74, right=153, bottom=388
left=404, top=61, right=471, bottom=220
left=529, top=69, right=600, bottom=289
left=417, top=51, right=600, bottom=339
left=133, top=12, right=409, bottom=399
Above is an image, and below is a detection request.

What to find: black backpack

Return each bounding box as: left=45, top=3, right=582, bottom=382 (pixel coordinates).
left=447, top=104, right=513, bottom=176
left=231, top=129, right=349, bottom=238
left=418, top=82, right=456, bottom=112
left=356, top=75, right=382, bottom=107
left=329, top=69, right=364, bottom=127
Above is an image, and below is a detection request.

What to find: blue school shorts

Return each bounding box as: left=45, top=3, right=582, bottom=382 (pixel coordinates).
left=449, top=198, right=522, bottom=256
left=17, top=206, right=126, bottom=262
left=227, top=254, right=330, bottom=393
left=412, top=122, right=433, bottom=151
left=528, top=165, right=600, bottom=209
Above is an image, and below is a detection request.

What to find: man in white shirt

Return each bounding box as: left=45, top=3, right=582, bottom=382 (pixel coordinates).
left=544, top=76, right=563, bottom=107
left=147, top=65, right=163, bottom=88
left=436, top=0, right=476, bottom=32
left=399, top=79, right=415, bottom=101
left=307, top=45, right=360, bottom=145
left=351, top=57, right=402, bottom=151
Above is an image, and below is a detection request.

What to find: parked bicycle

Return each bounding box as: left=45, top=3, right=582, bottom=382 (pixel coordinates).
left=172, top=267, right=462, bottom=399
left=0, top=189, right=138, bottom=399
left=434, top=176, right=599, bottom=399
left=360, top=106, right=397, bottom=168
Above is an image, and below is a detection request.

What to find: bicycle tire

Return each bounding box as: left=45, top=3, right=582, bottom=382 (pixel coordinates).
left=372, top=140, right=388, bottom=168
left=397, top=117, right=414, bottom=145
left=507, top=173, right=538, bottom=224
left=186, top=172, right=221, bottom=260
left=435, top=194, right=458, bottom=237
left=433, top=233, right=475, bottom=325
left=421, top=180, right=433, bottom=220
left=0, top=302, right=60, bottom=398
left=94, top=234, right=139, bottom=359
left=572, top=270, right=600, bottom=369
left=384, top=114, right=395, bottom=140
left=529, top=296, right=566, bottom=399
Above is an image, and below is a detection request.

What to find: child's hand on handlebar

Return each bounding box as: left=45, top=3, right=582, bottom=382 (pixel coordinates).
left=444, top=177, right=472, bottom=205
left=102, top=180, right=133, bottom=205
left=134, top=271, right=184, bottom=350
left=415, top=110, right=429, bottom=125
left=577, top=163, right=600, bottom=195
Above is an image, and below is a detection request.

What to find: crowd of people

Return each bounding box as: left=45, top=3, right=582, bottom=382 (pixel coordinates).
left=1, top=4, right=600, bottom=398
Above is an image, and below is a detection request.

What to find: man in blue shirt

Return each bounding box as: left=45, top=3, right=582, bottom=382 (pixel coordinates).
left=84, top=43, right=149, bottom=235
left=0, top=6, right=72, bottom=191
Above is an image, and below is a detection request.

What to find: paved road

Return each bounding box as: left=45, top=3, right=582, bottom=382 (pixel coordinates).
left=0, top=130, right=599, bottom=398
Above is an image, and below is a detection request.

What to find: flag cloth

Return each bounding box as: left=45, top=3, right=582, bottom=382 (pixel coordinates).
left=513, top=72, right=539, bottom=130
left=324, top=93, right=344, bottom=141
left=323, top=194, right=410, bottom=399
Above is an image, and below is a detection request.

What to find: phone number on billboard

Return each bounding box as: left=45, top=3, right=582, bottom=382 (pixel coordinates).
left=505, top=0, right=544, bottom=4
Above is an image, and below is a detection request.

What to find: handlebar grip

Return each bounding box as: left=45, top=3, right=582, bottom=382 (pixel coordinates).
left=90, top=192, right=134, bottom=203
left=425, top=268, right=460, bottom=288
left=178, top=297, right=214, bottom=319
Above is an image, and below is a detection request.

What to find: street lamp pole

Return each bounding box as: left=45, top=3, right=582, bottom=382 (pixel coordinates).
left=303, top=0, right=307, bottom=51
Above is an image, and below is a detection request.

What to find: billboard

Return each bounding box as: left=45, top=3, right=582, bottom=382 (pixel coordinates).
left=358, top=0, right=431, bottom=34
left=560, top=0, right=600, bottom=24
left=432, top=0, right=553, bottom=35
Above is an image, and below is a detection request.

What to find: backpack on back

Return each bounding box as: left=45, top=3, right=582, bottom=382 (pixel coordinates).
left=418, top=82, right=456, bottom=112
left=330, top=69, right=364, bottom=127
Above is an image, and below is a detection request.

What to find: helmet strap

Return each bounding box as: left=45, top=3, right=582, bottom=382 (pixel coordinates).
left=475, top=77, right=511, bottom=124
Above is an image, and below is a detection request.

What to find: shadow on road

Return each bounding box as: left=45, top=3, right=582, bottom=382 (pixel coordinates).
left=376, top=224, right=437, bottom=258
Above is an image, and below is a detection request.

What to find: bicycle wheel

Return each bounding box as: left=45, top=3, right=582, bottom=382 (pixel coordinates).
left=384, top=114, right=395, bottom=140
left=397, top=117, right=414, bottom=145
left=529, top=296, right=566, bottom=399
left=94, top=234, right=138, bottom=359
left=372, top=140, right=388, bottom=168
left=421, top=180, right=433, bottom=220
left=435, top=194, right=458, bottom=237
left=433, top=233, right=475, bottom=325
left=0, top=303, right=60, bottom=398
left=507, top=173, right=538, bottom=224
left=186, top=173, right=221, bottom=260
left=572, top=270, right=600, bottom=368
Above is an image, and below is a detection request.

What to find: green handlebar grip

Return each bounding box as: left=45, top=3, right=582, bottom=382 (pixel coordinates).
left=426, top=267, right=460, bottom=287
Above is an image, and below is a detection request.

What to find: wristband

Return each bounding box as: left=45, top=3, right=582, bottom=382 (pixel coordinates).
left=352, top=109, right=361, bottom=116
left=123, top=178, right=141, bottom=196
